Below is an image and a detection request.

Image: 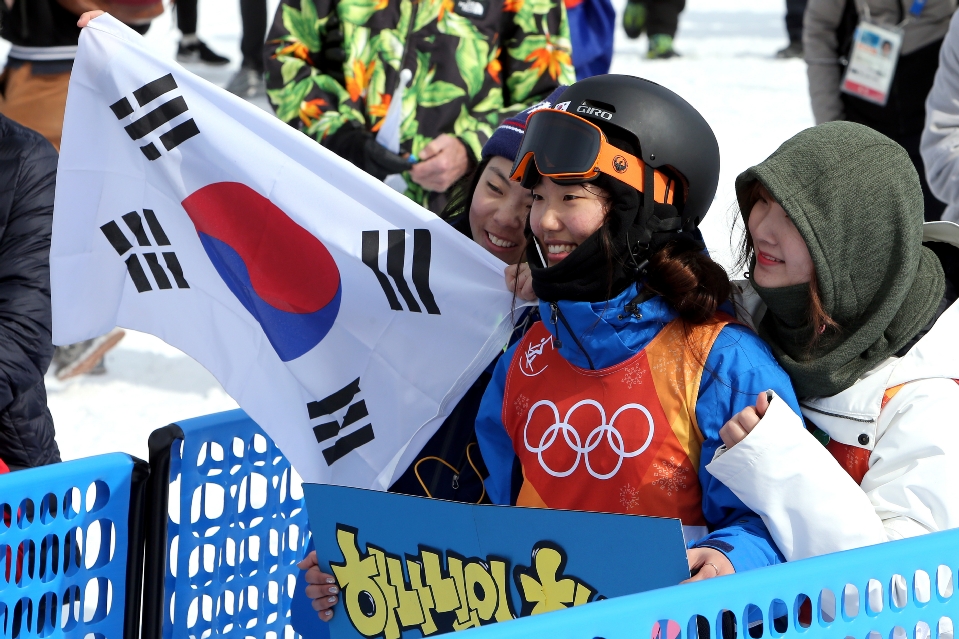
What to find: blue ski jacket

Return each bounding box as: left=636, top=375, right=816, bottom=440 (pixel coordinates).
left=475, top=283, right=802, bottom=573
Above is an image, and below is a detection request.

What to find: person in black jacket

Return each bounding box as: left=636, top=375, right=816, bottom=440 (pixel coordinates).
left=0, top=114, right=60, bottom=470
left=1, top=0, right=146, bottom=378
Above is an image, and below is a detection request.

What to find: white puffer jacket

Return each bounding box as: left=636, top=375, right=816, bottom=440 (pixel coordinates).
left=708, top=222, right=959, bottom=561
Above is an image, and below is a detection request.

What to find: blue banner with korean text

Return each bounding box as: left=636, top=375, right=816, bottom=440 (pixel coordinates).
left=299, top=483, right=690, bottom=639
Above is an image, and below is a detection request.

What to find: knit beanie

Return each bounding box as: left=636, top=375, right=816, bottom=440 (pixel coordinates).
left=481, top=86, right=567, bottom=161
left=736, top=121, right=945, bottom=398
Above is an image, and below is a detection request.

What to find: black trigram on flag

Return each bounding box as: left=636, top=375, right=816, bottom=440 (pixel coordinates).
left=362, top=229, right=440, bottom=314
left=100, top=210, right=189, bottom=293
left=309, top=378, right=375, bottom=466
left=109, top=73, right=200, bottom=161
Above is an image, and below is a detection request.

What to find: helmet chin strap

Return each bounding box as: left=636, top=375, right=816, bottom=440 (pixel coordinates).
left=622, top=161, right=666, bottom=273
left=639, top=161, right=657, bottom=245
left=634, top=160, right=687, bottom=245
left=618, top=161, right=691, bottom=318
left=622, top=247, right=651, bottom=320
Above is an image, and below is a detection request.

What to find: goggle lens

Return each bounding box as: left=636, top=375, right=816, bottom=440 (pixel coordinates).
left=510, top=110, right=603, bottom=181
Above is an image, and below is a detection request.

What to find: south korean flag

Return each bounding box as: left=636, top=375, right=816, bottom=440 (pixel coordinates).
left=52, top=15, right=514, bottom=488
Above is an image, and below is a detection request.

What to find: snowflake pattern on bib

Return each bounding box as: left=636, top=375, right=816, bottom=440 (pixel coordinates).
left=514, top=393, right=530, bottom=416
left=619, top=483, right=640, bottom=510
left=622, top=364, right=645, bottom=389
left=652, top=456, right=689, bottom=496
left=650, top=339, right=685, bottom=376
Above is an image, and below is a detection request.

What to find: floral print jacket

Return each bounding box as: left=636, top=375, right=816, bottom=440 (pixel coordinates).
left=264, top=0, right=574, bottom=205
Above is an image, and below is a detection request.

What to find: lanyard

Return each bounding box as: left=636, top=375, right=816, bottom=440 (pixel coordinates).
left=909, top=0, right=927, bottom=17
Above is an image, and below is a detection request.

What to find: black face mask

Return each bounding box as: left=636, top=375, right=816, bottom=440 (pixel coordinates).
left=526, top=175, right=696, bottom=303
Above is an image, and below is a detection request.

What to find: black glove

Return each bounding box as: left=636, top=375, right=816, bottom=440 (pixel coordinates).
left=325, top=122, right=413, bottom=181
left=318, top=13, right=347, bottom=85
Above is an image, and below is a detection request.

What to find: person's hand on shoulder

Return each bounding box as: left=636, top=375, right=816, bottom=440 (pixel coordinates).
left=719, top=391, right=772, bottom=449
left=297, top=551, right=341, bottom=621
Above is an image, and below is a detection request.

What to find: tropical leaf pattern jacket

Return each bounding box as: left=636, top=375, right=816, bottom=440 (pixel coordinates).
left=264, top=0, right=575, bottom=206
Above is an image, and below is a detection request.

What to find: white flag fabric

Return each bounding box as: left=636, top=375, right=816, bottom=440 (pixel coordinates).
left=52, top=15, right=514, bottom=488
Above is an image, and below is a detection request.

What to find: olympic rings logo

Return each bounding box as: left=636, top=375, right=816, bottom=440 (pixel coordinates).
left=522, top=399, right=655, bottom=480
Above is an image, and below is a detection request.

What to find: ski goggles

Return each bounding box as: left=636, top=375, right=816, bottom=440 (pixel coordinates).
left=509, top=109, right=677, bottom=205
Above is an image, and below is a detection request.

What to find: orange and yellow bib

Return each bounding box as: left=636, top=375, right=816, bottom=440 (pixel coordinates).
left=501, top=316, right=730, bottom=525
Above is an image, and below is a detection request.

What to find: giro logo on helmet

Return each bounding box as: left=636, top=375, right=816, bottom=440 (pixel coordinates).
left=576, top=104, right=613, bottom=121
left=523, top=399, right=655, bottom=480
left=612, top=155, right=628, bottom=173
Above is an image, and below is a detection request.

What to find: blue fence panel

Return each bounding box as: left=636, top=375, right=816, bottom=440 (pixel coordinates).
left=144, top=409, right=309, bottom=639
left=0, top=453, right=146, bottom=639
left=460, top=527, right=959, bottom=639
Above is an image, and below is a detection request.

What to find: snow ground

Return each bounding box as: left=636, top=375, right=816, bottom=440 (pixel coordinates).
left=43, top=0, right=814, bottom=464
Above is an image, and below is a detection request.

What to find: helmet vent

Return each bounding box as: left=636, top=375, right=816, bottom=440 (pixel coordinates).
left=580, top=99, right=616, bottom=113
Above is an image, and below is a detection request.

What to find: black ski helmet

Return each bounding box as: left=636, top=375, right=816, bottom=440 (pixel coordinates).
left=554, top=74, right=720, bottom=229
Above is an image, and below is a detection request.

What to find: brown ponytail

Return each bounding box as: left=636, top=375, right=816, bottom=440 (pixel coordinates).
left=644, top=240, right=732, bottom=324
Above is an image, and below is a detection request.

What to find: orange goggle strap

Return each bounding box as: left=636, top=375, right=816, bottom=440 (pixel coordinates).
left=510, top=110, right=678, bottom=206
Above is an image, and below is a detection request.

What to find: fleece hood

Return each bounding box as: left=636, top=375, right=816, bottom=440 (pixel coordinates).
left=735, top=121, right=945, bottom=398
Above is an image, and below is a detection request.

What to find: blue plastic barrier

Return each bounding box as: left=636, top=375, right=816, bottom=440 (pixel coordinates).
left=142, top=409, right=309, bottom=639
left=0, top=453, right=148, bottom=639
left=459, top=527, right=959, bottom=639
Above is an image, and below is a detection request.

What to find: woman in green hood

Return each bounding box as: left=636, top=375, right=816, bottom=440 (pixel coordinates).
left=705, top=121, right=959, bottom=561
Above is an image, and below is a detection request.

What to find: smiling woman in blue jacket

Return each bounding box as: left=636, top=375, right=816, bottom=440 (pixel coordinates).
left=479, top=74, right=801, bottom=581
